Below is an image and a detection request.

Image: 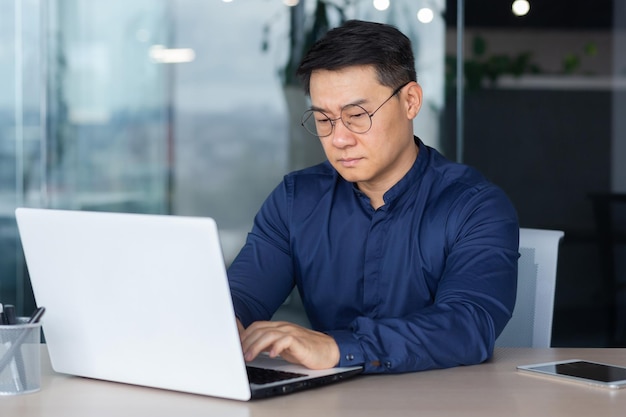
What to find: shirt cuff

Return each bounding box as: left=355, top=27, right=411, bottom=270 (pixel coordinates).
left=326, top=329, right=365, bottom=367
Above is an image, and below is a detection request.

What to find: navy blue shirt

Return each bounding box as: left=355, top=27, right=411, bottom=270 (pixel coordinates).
left=228, top=138, right=519, bottom=374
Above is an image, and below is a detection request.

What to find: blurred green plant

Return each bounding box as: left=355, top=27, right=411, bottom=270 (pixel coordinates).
left=446, top=35, right=541, bottom=92
left=562, top=42, right=598, bottom=74
left=446, top=35, right=599, bottom=93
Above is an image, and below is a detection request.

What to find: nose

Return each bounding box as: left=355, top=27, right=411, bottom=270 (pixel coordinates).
left=330, top=119, right=357, bottom=148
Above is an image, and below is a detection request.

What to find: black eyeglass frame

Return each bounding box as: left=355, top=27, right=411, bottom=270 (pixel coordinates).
left=300, top=81, right=411, bottom=138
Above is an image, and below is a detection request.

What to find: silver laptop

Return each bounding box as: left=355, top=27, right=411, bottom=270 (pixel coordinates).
left=15, top=208, right=362, bottom=401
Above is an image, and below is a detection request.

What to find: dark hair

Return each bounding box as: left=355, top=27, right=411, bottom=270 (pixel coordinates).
left=296, top=20, right=417, bottom=95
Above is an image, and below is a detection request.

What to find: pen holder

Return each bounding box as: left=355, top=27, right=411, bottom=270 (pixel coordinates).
left=0, top=317, right=42, bottom=395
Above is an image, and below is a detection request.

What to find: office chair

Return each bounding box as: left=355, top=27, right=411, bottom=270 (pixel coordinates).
left=495, top=227, right=565, bottom=348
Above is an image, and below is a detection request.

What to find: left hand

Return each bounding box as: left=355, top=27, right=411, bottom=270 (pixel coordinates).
left=239, top=320, right=340, bottom=370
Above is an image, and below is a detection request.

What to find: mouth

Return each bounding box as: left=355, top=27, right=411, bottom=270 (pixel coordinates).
left=337, top=157, right=363, bottom=168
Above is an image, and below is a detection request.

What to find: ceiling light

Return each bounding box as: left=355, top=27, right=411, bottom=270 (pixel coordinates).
left=373, top=0, right=390, bottom=11
left=512, top=0, right=530, bottom=17
left=417, top=7, right=434, bottom=24
left=149, top=45, right=196, bottom=64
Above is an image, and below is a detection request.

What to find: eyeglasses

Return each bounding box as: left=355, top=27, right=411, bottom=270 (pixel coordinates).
left=300, top=81, right=410, bottom=138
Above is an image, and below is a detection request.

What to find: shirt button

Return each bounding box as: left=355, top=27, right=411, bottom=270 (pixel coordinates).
left=384, top=361, right=392, bottom=369
left=346, top=354, right=355, bottom=361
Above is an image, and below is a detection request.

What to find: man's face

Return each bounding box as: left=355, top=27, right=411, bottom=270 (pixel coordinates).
left=308, top=66, right=421, bottom=194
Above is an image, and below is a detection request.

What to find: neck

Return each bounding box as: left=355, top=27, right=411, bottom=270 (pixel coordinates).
left=358, top=142, right=419, bottom=209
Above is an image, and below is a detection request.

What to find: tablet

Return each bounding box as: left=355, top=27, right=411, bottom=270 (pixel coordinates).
left=517, top=359, right=626, bottom=389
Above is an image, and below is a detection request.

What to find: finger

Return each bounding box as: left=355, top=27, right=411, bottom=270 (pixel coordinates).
left=240, top=321, right=293, bottom=351
left=242, top=328, right=291, bottom=362
left=265, top=334, right=296, bottom=358
left=236, top=318, right=245, bottom=336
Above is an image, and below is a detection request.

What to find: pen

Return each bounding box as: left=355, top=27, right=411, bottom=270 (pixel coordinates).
left=4, top=304, right=17, bottom=325
left=0, top=303, right=7, bottom=325
left=18, top=307, right=46, bottom=390
left=2, top=304, right=24, bottom=389
left=28, top=307, right=46, bottom=324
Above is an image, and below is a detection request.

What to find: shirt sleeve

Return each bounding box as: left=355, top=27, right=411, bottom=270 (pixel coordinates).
left=229, top=168, right=519, bottom=374
left=328, top=185, right=519, bottom=374
left=227, top=181, right=296, bottom=327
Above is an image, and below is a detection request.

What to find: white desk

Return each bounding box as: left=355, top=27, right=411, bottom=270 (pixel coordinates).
left=1, top=347, right=625, bottom=416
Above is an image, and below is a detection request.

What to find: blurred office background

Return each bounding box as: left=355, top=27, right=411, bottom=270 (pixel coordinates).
left=0, top=0, right=624, bottom=347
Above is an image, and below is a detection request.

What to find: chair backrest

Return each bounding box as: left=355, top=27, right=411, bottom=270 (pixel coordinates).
left=495, top=227, right=565, bottom=348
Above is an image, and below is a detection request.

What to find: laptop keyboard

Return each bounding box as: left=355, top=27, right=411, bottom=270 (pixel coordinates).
left=246, top=366, right=308, bottom=384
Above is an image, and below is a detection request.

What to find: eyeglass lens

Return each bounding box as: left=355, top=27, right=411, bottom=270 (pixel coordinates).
left=301, top=105, right=372, bottom=137
left=301, top=81, right=409, bottom=138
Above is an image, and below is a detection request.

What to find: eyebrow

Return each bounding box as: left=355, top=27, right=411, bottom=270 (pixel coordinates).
left=309, top=97, right=369, bottom=113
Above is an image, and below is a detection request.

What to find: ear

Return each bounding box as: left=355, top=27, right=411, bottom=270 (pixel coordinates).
left=404, top=82, right=423, bottom=120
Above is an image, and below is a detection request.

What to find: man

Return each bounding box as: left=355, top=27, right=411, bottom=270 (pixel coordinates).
left=227, top=20, right=519, bottom=374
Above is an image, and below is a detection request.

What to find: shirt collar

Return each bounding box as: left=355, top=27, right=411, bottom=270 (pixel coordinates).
left=381, top=136, right=428, bottom=207
left=350, top=136, right=428, bottom=209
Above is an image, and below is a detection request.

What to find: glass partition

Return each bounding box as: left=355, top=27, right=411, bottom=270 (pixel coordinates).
left=0, top=0, right=446, bottom=314
left=0, top=0, right=41, bottom=313
left=42, top=0, right=170, bottom=213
